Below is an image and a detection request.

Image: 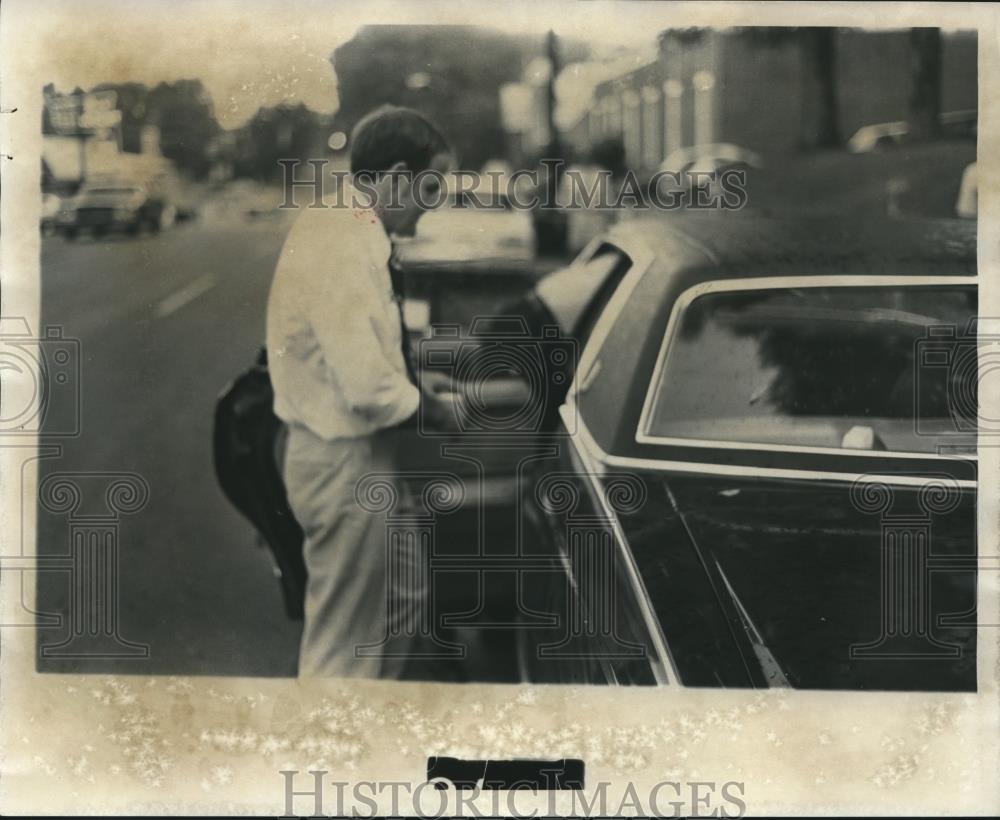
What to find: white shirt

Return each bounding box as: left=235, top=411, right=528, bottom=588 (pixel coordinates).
left=266, top=204, right=420, bottom=440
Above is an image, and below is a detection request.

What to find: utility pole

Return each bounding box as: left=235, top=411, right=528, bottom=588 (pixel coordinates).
left=536, top=29, right=568, bottom=257
left=544, top=29, right=562, bottom=163
left=909, top=27, right=942, bottom=141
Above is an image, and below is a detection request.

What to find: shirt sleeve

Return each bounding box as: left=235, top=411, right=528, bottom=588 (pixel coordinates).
left=301, top=237, right=420, bottom=430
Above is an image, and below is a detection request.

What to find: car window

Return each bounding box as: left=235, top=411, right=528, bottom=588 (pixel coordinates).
left=575, top=253, right=667, bottom=449
left=643, top=284, right=978, bottom=454
left=535, top=244, right=631, bottom=343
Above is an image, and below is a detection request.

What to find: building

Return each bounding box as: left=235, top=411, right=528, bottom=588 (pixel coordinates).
left=42, top=88, right=168, bottom=193
left=562, top=28, right=977, bottom=177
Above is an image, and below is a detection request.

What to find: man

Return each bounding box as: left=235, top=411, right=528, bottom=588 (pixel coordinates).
left=266, top=106, right=456, bottom=677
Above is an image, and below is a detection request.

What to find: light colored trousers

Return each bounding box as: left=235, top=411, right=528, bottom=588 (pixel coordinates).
left=283, top=424, right=426, bottom=678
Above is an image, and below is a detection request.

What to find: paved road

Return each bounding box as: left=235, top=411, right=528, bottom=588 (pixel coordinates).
left=37, top=213, right=303, bottom=675
left=33, top=212, right=553, bottom=680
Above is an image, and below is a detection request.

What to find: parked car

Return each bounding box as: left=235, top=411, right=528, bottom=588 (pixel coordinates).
left=517, top=213, right=978, bottom=691
left=398, top=187, right=536, bottom=267
left=40, top=192, right=63, bottom=235
left=847, top=109, right=978, bottom=153
left=661, top=143, right=764, bottom=175
left=658, top=143, right=763, bottom=205
left=956, top=161, right=977, bottom=219
left=56, top=174, right=181, bottom=238
left=215, top=213, right=978, bottom=690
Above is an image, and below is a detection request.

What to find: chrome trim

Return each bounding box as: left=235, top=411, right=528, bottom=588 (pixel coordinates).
left=561, top=402, right=977, bottom=490
left=634, top=275, right=979, bottom=461
left=713, top=559, right=790, bottom=688
left=576, top=236, right=604, bottom=264
left=566, top=417, right=679, bottom=687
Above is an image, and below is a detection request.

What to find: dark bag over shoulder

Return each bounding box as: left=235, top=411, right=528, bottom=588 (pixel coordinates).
left=213, top=347, right=306, bottom=619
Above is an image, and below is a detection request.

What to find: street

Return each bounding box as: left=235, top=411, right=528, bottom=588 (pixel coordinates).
left=37, top=212, right=303, bottom=675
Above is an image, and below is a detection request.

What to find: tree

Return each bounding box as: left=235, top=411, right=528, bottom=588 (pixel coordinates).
left=331, top=26, right=527, bottom=169
left=733, top=27, right=841, bottom=149
left=909, top=28, right=942, bottom=141
left=147, top=80, right=220, bottom=178
left=798, top=28, right=840, bottom=148
left=232, top=103, right=325, bottom=181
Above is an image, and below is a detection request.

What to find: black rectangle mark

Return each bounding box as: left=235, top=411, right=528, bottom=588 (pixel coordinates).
left=427, top=757, right=585, bottom=790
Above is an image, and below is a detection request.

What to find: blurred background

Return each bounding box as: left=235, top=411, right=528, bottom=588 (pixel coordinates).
left=42, top=26, right=977, bottom=245
left=37, top=24, right=978, bottom=675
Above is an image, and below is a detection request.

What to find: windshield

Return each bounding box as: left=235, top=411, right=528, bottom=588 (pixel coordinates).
left=644, top=284, right=978, bottom=454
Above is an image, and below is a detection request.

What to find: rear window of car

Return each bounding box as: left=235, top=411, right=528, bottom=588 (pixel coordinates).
left=642, top=283, right=978, bottom=454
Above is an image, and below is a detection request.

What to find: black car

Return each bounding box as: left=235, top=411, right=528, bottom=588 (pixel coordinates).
left=56, top=178, right=178, bottom=238
left=215, top=213, right=978, bottom=690
left=517, top=214, right=978, bottom=691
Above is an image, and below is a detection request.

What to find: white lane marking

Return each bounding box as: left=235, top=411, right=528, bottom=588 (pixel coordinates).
left=154, top=274, right=217, bottom=318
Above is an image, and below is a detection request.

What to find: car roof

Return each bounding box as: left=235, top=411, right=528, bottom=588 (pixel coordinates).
left=606, top=212, right=976, bottom=280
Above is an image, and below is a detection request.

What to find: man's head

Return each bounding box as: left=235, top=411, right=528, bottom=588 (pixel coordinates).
left=350, top=105, right=453, bottom=237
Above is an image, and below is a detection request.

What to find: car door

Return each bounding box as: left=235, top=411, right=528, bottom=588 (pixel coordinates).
left=627, top=278, right=978, bottom=691
left=657, top=471, right=976, bottom=690
left=385, top=242, right=642, bottom=671
left=539, top=264, right=980, bottom=690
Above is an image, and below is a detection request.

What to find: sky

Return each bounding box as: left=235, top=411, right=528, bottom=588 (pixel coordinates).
left=36, top=2, right=355, bottom=128
left=27, top=0, right=973, bottom=131
left=31, top=0, right=661, bottom=129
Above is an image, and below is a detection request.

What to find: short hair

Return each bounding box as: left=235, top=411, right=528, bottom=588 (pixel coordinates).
left=349, top=105, right=450, bottom=179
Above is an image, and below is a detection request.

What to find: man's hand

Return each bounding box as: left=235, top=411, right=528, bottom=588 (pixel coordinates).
left=419, top=369, right=456, bottom=395
left=417, top=369, right=462, bottom=432
left=420, top=384, right=462, bottom=432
